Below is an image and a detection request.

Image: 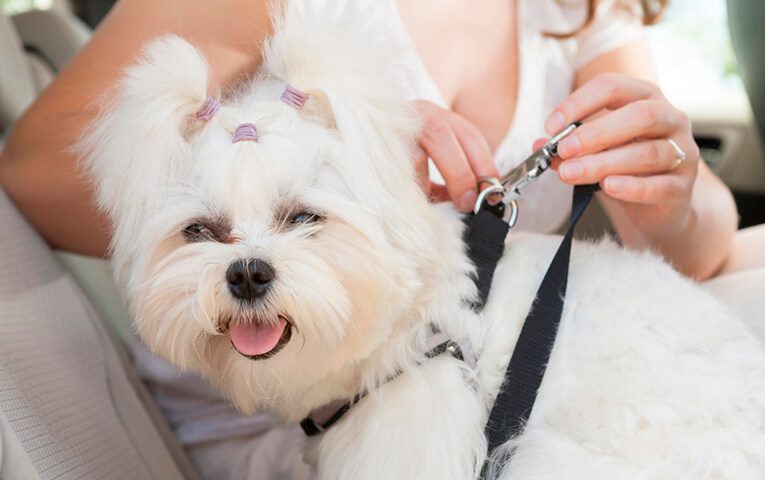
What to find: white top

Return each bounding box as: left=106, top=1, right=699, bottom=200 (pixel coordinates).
left=136, top=0, right=646, bottom=450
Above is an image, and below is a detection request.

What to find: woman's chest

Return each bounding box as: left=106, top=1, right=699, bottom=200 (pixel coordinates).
left=394, top=0, right=521, bottom=151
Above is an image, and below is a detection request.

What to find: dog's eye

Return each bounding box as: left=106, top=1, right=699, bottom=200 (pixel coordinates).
left=292, top=212, right=321, bottom=224
left=183, top=223, right=214, bottom=242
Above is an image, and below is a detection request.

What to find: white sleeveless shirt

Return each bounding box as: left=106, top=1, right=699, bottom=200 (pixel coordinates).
left=137, top=0, right=647, bottom=450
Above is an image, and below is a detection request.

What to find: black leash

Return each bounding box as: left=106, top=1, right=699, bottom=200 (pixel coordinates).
left=463, top=183, right=599, bottom=472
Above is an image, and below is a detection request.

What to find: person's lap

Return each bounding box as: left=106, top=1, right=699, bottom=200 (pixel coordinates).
left=187, top=424, right=313, bottom=480
left=705, top=224, right=765, bottom=342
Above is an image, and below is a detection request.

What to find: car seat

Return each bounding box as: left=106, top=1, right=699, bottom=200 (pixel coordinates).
left=0, top=184, right=199, bottom=480
left=0, top=7, right=199, bottom=479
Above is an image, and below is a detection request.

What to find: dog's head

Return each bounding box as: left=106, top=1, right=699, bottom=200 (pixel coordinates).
left=81, top=2, right=467, bottom=419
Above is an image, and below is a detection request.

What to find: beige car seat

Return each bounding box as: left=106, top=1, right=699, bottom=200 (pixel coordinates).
left=0, top=186, right=199, bottom=480
left=0, top=8, right=199, bottom=479
left=0, top=8, right=87, bottom=129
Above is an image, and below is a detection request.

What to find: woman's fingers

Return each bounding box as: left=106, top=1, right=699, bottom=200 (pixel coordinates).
left=413, top=100, right=497, bottom=211
left=428, top=183, right=450, bottom=203
left=411, top=143, right=430, bottom=193
left=601, top=173, right=693, bottom=204
left=545, top=73, right=662, bottom=134
left=443, top=111, right=498, bottom=181
left=418, top=112, right=478, bottom=211
left=556, top=100, right=684, bottom=159
left=411, top=144, right=451, bottom=202
left=557, top=139, right=692, bottom=185
left=532, top=138, right=548, bottom=151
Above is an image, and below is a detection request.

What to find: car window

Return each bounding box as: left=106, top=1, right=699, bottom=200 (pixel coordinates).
left=0, top=0, right=54, bottom=15
left=648, top=0, right=745, bottom=109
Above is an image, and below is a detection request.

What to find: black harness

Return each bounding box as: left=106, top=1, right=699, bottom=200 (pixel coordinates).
left=300, top=124, right=597, bottom=475
left=299, top=334, right=467, bottom=436
left=465, top=182, right=598, bottom=468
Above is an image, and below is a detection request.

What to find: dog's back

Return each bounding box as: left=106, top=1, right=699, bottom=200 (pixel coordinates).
left=479, top=233, right=765, bottom=479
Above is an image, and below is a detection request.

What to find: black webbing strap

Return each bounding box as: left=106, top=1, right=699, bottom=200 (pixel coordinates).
left=300, top=393, right=364, bottom=436
left=482, top=183, right=599, bottom=461
left=463, top=208, right=511, bottom=309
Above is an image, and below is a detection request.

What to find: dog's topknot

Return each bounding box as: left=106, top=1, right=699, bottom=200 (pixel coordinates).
left=262, top=0, right=420, bottom=210
left=264, top=0, right=408, bottom=102
left=120, top=35, right=212, bottom=123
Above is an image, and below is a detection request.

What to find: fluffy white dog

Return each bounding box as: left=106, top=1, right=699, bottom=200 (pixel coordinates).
left=82, top=1, right=765, bottom=478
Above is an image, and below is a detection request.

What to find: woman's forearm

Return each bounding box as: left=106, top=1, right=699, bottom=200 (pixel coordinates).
left=0, top=138, right=110, bottom=255
left=602, top=163, right=738, bottom=280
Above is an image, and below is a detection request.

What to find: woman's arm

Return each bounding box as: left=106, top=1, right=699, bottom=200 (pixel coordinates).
left=547, top=38, right=737, bottom=280
left=0, top=0, right=273, bottom=256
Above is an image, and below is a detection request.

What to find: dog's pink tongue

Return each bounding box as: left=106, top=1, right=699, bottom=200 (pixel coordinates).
left=229, top=317, right=287, bottom=356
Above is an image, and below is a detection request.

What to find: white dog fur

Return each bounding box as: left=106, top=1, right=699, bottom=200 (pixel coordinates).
left=81, top=1, right=765, bottom=478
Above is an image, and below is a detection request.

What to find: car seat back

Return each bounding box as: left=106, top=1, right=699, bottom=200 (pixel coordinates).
left=0, top=186, right=197, bottom=480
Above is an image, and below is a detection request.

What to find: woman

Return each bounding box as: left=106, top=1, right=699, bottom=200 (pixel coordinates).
left=0, top=0, right=750, bottom=478
left=0, top=0, right=737, bottom=275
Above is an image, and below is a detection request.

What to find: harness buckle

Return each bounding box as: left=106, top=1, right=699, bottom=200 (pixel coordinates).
left=474, top=177, right=519, bottom=228
left=473, top=122, right=580, bottom=227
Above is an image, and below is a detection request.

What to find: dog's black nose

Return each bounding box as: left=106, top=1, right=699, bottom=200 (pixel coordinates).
left=226, top=259, right=275, bottom=301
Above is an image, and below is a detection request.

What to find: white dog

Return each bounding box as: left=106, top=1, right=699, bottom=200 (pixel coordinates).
left=81, top=1, right=765, bottom=478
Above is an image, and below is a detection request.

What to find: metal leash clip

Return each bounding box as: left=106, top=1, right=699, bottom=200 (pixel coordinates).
left=474, top=122, right=580, bottom=228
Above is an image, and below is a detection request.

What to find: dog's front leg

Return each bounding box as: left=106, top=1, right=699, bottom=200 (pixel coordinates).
left=309, top=357, right=486, bottom=480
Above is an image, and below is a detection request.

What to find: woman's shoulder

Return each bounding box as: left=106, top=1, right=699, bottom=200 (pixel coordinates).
left=526, top=0, right=642, bottom=35
left=525, top=0, right=646, bottom=69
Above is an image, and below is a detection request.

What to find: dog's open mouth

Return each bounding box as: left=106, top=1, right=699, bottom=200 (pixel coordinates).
left=228, top=315, right=292, bottom=360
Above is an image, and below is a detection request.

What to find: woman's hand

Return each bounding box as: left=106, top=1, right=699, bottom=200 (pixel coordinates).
left=543, top=73, right=701, bottom=239
left=411, top=100, right=499, bottom=212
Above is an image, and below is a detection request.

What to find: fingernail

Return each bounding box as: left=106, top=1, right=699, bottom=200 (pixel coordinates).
left=545, top=111, right=566, bottom=134
left=459, top=190, right=477, bottom=212
left=557, top=135, right=581, bottom=158
left=605, top=177, right=629, bottom=194
left=559, top=161, right=583, bottom=182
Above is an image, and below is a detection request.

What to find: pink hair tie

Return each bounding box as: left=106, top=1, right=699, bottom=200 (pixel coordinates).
left=233, top=123, right=258, bottom=143
left=196, top=96, right=221, bottom=121
left=281, top=85, right=309, bottom=110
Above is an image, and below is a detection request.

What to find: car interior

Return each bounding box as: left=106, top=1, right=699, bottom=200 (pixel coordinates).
left=0, top=1, right=763, bottom=479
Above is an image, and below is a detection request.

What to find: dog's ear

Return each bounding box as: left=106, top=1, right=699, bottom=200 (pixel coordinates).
left=80, top=35, right=211, bottom=231
left=262, top=0, right=423, bottom=210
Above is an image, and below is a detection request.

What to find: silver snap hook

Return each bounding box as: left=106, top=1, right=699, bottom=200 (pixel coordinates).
left=474, top=177, right=505, bottom=214
left=474, top=177, right=519, bottom=228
